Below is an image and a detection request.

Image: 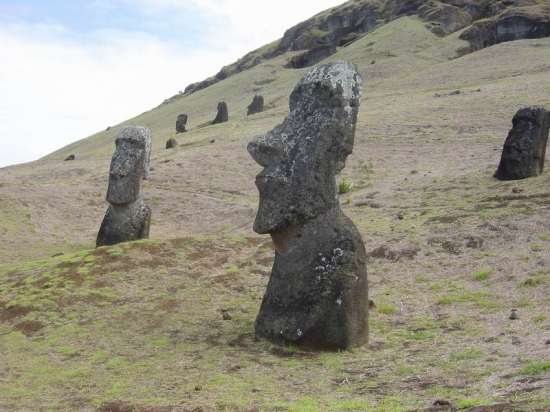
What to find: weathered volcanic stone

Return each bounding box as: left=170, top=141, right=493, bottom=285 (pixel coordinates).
left=97, top=126, right=152, bottom=247
left=248, top=61, right=367, bottom=350
left=287, top=45, right=337, bottom=69
left=166, top=138, right=178, bottom=149
left=212, top=102, right=229, bottom=124
left=96, top=202, right=151, bottom=247
left=495, top=107, right=550, bottom=181
left=247, top=95, right=264, bottom=116
left=176, top=114, right=188, bottom=133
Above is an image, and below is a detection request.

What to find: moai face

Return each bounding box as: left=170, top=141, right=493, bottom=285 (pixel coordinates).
left=106, top=127, right=151, bottom=205
left=512, top=108, right=543, bottom=135
left=248, top=61, right=362, bottom=234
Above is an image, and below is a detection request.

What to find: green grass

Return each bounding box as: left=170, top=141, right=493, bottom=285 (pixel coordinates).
left=377, top=302, right=398, bottom=315
left=472, top=269, right=491, bottom=281
left=338, top=178, right=354, bottom=194
left=518, top=361, right=550, bottom=376
left=457, top=398, right=489, bottom=409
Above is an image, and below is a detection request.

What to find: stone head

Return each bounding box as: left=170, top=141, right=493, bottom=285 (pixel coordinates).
left=248, top=61, right=362, bottom=234
left=512, top=107, right=547, bottom=133
left=107, top=126, right=152, bottom=205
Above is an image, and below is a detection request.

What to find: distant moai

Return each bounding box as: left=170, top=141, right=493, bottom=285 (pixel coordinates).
left=495, top=107, right=550, bottom=180
left=247, top=95, right=264, bottom=116
left=96, top=126, right=152, bottom=247
left=247, top=61, right=368, bottom=350
left=212, top=102, right=229, bottom=124
left=166, top=138, right=178, bottom=149
left=176, top=114, right=188, bottom=133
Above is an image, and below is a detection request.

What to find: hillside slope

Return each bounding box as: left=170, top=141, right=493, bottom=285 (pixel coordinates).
left=1, top=2, right=550, bottom=411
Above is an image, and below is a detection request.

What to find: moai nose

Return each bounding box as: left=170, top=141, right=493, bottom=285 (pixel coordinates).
left=247, top=134, right=284, bottom=167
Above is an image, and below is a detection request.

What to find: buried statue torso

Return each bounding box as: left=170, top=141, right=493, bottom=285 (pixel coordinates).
left=256, top=208, right=368, bottom=350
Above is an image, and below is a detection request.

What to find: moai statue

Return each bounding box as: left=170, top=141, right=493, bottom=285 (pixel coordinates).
left=96, top=126, right=152, bottom=247
left=212, top=102, right=229, bottom=124
left=247, top=61, right=368, bottom=350
left=247, top=95, right=264, bottom=116
left=495, top=107, right=550, bottom=180
left=176, top=114, right=188, bottom=133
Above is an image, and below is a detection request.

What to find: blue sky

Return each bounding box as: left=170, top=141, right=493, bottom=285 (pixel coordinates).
left=0, top=0, right=344, bottom=167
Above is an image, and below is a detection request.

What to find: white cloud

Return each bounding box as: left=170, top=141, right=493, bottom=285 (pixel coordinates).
left=0, top=23, right=236, bottom=167
left=136, top=0, right=344, bottom=51
left=0, top=1, right=345, bottom=167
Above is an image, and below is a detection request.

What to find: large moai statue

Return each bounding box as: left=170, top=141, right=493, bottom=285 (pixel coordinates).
left=212, top=102, right=229, bottom=124
left=96, top=126, right=152, bottom=247
left=247, top=61, right=368, bottom=350
left=176, top=114, right=188, bottom=133
left=247, top=95, right=264, bottom=116
left=495, top=107, right=550, bottom=181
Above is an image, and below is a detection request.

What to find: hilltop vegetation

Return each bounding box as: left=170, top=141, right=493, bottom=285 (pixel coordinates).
left=1, top=0, right=550, bottom=410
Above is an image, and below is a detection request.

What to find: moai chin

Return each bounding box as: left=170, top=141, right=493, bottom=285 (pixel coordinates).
left=495, top=107, right=550, bottom=180
left=247, top=61, right=368, bottom=350
left=96, top=126, right=152, bottom=247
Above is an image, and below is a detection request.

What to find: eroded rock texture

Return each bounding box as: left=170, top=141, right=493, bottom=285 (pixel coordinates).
left=212, top=102, right=229, bottom=124
left=460, top=8, right=550, bottom=52
left=495, top=107, right=550, bottom=181
left=248, top=61, right=368, bottom=350
left=96, top=126, right=152, bottom=247
left=176, top=114, right=188, bottom=133
left=286, top=46, right=337, bottom=69
left=247, top=95, right=264, bottom=116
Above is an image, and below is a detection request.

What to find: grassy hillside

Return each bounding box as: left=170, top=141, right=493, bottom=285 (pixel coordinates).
left=1, top=13, right=550, bottom=412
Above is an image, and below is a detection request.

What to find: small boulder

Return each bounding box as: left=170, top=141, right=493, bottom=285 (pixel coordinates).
left=166, top=138, right=178, bottom=149
left=176, top=114, right=188, bottom=133
left=495, top=107, right=550, bottom=181
left=212, top=102, right=229, bottom=124
left=247, top=95, right=264, bottom=116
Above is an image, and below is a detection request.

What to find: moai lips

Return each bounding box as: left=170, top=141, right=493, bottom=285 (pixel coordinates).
left=248, top=61, right=368, bottom=350
left=495, top=107, right=550, bottom=181
left=97, top=126, right=152, bottom=247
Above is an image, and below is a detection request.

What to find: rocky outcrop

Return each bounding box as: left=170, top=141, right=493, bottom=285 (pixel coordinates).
left=495, top=107, right=550, bottom=181
left=180, top=0, right=550, bottom=97
left=212, top=102, right=229, bottom=124
left=460, top=8, right=550, bottom=51
left=247, top=95, right=264, bottom=116
left=96, top=126, right=152, bottom=247
left=286, top=45, right=337, bottom=69
left=176, top=114, right=188, bottom=133
left=248, top=61, right=368, bottom=350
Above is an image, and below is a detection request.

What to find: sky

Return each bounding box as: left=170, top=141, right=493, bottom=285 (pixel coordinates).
left=0, top=0, right=344, bottom=167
